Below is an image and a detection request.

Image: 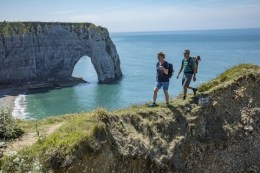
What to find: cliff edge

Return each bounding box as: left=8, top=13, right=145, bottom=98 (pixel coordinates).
left=0, top=22, right=122, bottom=86
left=1, top=64, right=259, bottom=173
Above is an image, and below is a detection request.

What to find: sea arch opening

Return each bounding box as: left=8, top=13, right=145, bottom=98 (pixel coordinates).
left=72, top=56, right=98, bottom=83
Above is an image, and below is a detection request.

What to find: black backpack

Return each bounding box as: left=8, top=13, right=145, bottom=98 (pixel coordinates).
left=188, top=57, right=200, bottom=74
left=156, top=61, right=174, bottom=78
left=168, top=63, right=174, bottom=78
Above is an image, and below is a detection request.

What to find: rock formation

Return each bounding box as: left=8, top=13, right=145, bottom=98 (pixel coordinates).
left=0, top=22, right=122, bottom=86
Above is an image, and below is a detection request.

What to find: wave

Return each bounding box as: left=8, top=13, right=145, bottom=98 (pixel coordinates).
left=12, top=94, right=29, bottom=119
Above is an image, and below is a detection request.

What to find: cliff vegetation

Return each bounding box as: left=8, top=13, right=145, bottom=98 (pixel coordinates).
left=0, top=22, right=105, bottom=36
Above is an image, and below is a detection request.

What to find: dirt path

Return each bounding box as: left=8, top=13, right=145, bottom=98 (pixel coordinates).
left=3, top=123, right=63, bottom=154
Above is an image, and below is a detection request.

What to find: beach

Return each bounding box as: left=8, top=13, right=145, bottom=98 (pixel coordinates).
left=0, top=88, right=26, bottom=114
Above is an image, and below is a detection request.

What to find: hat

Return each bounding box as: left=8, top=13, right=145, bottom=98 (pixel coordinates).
left=183, top=49, right=190, bottom=54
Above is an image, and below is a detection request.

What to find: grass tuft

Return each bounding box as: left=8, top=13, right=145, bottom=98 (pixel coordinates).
left=198, top=64, right=259, bottom=92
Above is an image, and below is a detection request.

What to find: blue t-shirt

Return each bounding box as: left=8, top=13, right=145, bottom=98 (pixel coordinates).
left=182, top=57, right=195, bottom=74
left=156, top=61, right=169, bottom=82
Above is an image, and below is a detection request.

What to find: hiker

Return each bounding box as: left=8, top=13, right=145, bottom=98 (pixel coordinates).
left=176, top=49, right=197, bottom=100
left=150, top=52, right=170, bottom=107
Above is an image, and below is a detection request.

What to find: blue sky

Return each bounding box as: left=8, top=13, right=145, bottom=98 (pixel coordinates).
left=1, top=0, right=260, bottom=32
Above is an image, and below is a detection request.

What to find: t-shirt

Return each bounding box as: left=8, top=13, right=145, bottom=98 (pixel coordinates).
left=156, top=61, right=169, bottom=82
left=182, top=57, right=195, bottom=74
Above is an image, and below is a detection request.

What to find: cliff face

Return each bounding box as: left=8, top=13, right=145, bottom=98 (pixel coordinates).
left=0, top=22, right=122, bottom=85
left=58, top=66, right=260, bottom=173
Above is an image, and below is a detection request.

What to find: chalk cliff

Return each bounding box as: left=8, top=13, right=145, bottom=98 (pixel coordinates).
left=0, top=22, right=122, bottom=86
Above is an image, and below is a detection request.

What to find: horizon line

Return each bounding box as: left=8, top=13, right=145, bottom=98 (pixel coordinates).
left=0, top=21, right=259, bottom=33
left=110, top=27, right=260, bottom=34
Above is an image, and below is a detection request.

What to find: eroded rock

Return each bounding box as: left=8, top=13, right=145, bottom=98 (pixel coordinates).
left=0, top=22, right=122, bottom=86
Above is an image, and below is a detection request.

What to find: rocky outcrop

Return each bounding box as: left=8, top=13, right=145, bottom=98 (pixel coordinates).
left=0, top=22, right=122, bottom=86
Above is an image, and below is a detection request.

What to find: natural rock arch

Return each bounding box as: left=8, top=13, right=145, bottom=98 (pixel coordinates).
left=72, top=56, right=98, bottom=81
left=0, top=22, right=122, bottom=86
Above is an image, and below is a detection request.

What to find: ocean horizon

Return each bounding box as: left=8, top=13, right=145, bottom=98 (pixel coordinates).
left=110, top=27, right=260, bottom=34
left=12, top=28, right=260, bottom=119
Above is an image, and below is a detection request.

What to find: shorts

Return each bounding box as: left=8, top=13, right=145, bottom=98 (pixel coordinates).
left=155, top=81, right=169, bottom=90
left=182, top=73, right=193, bottom=87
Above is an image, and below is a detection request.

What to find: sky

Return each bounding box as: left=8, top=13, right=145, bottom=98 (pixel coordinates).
left=0, top=0, right=260, bottom=32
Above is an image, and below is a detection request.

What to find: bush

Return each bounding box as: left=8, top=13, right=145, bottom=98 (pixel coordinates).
left=0, top=109, right=23, bottom=140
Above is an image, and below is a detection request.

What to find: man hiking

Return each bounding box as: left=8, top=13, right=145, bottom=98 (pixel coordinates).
left=150, top=51, right=170, bottom=107
left=176, top=49, right=197, bottom=100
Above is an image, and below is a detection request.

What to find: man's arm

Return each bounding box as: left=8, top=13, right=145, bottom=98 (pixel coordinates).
left=193, top=63, right=197, bottom=76
left=176, top=66, right=183, bottom=79
left=192, top=60, right=197, bottom=81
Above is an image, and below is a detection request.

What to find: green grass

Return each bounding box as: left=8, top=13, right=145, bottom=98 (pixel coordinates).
left=198, top=64, right=259, bottom=92
left=17, top=109, right=109, bottom=159
left=0, top=110, right=106, bottom=172
left=0, top=22, right=104, bottom=36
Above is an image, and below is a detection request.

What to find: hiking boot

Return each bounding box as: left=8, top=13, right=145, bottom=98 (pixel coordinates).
left=183, top=96, right=186, bottom=100
left=193, top=88, right=197, bottom=95
left=150, top=102, right=157, bottom=107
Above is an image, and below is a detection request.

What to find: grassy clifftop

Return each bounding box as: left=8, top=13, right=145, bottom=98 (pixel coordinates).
left=198, top=64, right=259, bottom=92
left=1, top=64, right=259, bottom=172
left=0, top=21, right=106, bottom=36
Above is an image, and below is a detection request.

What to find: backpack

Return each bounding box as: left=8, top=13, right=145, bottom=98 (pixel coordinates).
left=168, top=63, right=174, bottom=78
left=187, top=57, right=194, bottom=74
left=193, top=56, right=200, bottom=73
left=183, top=56, right=201, bottom=74
left=191, top=56, right=200, bottom=73
left=156, top=61, right=174, bottom=78
left=187, top=57, right=199, bottom=74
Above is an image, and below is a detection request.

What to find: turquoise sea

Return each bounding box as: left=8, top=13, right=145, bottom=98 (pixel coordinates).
left=12, top=28, right=260, bottom=119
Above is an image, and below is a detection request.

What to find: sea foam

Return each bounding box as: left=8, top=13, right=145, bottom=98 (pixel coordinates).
left=12, top=94, right=29, bottom=119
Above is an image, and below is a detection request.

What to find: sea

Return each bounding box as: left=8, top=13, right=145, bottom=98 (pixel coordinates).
left=12, top=28, right=260, bottom=119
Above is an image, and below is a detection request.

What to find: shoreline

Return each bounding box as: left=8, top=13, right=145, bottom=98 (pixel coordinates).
left=0, top=89, right=27, bottom=114
left=0, top=78, right=87, bottom=118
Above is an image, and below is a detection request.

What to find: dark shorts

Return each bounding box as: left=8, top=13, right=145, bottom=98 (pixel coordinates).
left=155, top=81, right=170, bottom=90
left=182, top=73, right=193, bottom=86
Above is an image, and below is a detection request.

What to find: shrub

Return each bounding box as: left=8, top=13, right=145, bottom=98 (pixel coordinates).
left=0, top=109, right=23, bottom=140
